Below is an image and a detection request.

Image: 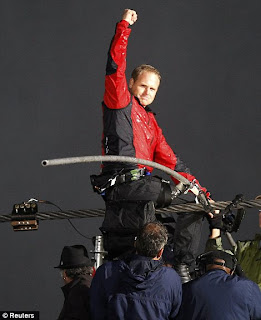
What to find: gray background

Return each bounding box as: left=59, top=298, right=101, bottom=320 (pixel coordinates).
left=0, top=1, right=260, bottom=319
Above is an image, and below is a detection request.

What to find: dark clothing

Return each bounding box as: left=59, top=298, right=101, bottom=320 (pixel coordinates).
left=104, top=178, right=205, bottom=265
left=171, top=209, right=205, bottom=265
left=99, top=19, right=209, bottom=266
left=90, top=254, right=182, bottom=320
left=58, top=274, right=92, bottom=320
left=177, top=269, right=261, bottom=320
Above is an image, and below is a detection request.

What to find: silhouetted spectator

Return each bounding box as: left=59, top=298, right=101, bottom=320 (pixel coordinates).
left=55, top=245, right=93, bottom=320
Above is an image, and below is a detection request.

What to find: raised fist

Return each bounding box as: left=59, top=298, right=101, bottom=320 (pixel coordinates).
left=122, top=9, right=138, bottom=25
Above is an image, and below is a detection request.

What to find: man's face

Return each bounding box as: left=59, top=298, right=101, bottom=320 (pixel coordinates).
left=129, top=71, right=160, bottom=107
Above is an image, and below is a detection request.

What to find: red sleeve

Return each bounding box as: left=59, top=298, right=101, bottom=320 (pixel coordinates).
left=103, top=20, right=132, bottom=109
left=154, top=123, right=210, bottom=198
left=153, top=126, right=177, bottom=171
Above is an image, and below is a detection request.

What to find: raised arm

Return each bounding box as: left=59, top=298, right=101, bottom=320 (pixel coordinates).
left=103, top=9, right=138, bottom=109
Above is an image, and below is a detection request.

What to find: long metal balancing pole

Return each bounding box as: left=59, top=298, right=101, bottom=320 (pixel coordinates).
left=42, top=155, right=189, bottom=183
left=41, top=155, right=201, bottom=196
left=42, top=155, right=249, bottom=254
left=42, top=155, right=243, bottom=254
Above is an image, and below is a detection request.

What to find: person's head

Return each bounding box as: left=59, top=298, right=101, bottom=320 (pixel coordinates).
left=135, top=222, right=168, bottom=259
left=129, top=64, right=161, bottom=107
left=55, top=245, right=92, bottom=283
left=196, top=250, right=237, bottom=276
left=61, top=266, right=93, bottom=284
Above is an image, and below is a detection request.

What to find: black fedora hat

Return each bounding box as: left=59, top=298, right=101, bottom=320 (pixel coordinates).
left=55, top=245, right=91, bottom=269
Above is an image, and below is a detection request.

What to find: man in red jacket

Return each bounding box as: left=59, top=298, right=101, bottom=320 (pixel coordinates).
left=92, top=9, right=211, bottom=282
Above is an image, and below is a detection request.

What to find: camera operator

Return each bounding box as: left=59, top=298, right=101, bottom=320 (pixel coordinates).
left=177, top=250, right=261, bottom=320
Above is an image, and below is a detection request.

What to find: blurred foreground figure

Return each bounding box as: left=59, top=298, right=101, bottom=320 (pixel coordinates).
left=90, top=222, right=182, bottom=320
left=55, top=245, right=93, bottom=320
left=91, top=8, right=212, bottom=283
left=177, top=250, right=261, bottom=320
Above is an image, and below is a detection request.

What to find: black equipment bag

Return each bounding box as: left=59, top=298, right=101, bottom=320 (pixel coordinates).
left=100, top=200, right=156, bottom=259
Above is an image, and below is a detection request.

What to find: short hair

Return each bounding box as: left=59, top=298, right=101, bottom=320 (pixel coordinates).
left=135, top=222, right=168, bottom=258
left=64, top=266, right=93, bottom=279
left=131, top=64, right=161, bottom=82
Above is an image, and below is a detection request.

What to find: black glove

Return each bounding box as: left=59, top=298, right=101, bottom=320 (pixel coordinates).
left=207, top=212, right=224, bottom=230
left=207, top=210, right=238, bottom=233
left=222, top=211, right=236, bottom=232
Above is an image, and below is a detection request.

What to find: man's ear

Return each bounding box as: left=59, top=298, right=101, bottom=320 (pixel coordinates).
left=157, top=248, right=164, bottom=259
left=129, top=78, right=134, bottom=89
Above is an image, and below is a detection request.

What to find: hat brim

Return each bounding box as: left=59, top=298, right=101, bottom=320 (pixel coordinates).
left=54, top=261, right=91, bottom=269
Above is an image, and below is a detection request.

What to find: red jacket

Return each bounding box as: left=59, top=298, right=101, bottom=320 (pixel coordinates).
left=102, top=20, right=209, bottom=196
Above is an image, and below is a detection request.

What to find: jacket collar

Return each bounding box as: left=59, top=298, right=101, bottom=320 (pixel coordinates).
left=61, top=274, right=91, bottom=298
left=61, top=277, right=80, bottom=298
left=123, top=254, right=163, bottom=276
left=134, top=96, right=156, bottom=115
left=144, top=105, right=156, bottom=115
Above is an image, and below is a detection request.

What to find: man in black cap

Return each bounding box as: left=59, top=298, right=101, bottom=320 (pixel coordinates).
left=55, top=245, right=93, bottom=320
left=177, top=250, right=261, bottom=320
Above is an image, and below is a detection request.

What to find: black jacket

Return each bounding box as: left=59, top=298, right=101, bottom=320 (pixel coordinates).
left=58, top=274, right=92, bottom=320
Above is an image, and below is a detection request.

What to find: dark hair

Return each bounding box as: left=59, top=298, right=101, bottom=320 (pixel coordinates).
left=64, top=266, right=93, bottom=279
left=131, top=64, right=161, bottom=82
left=135, top=222, right=168, bottom=258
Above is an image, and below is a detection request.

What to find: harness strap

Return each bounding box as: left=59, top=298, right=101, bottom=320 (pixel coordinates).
left=115, top=168, right=147, bottom=184
left=91, top=168, right=147, bottom=194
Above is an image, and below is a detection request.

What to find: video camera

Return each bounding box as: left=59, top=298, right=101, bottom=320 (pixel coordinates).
left=221, top=194, right=246, bottom=233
